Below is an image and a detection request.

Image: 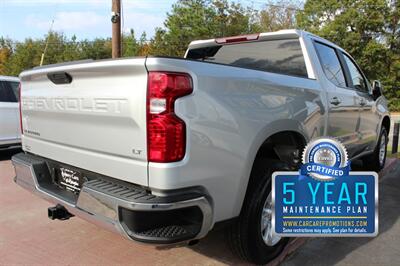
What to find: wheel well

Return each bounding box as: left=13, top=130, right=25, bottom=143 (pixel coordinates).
left=382, top=116, right=390, bottom=134
left=254, top=131, right=306, bottom=169
left=240, top=131, right=306, bottom=213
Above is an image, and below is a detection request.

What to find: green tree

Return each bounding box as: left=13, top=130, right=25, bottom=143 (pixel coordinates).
left=122, top=29, right=140, bottom=57
left=213, top=0, right=254, bottom=36
left=4, top=38, right=43, bottom=76
left=149, top=28, right=168, bottom=56
left=383, top=1, right=400, bottom=109
left=62, top=35, right=82, bottom=62
left=161, top=0, right=217, bottom=56
left=257, top=0, right=301, bottom=32
left=149, top=0, right=257, bottom=57
left=138, top=31, right=150, bottom=56
left=79, top=37, right=112, bottom=60
left=0, top=38, right=13, bottom=75
left=1, top=32, right=115, bottom=76
left=297, top=0, right=400, bottom=110
left=41, top=32, right=71, bottom=65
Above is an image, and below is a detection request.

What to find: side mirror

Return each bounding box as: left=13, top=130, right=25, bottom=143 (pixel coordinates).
left=372, top=80, right=382, bottom=100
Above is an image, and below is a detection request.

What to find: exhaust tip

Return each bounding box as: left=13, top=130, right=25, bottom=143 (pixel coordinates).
left=48, top=204, right=74, bottom=220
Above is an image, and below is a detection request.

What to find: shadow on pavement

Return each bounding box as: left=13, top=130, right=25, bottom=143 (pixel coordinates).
left=0, top=147, right=22, bottom=162
left=282, top=159, right=400, bottom=265
left=157, top=220, right=246, bottom=265
left=188, top=222, right=246, bottom=265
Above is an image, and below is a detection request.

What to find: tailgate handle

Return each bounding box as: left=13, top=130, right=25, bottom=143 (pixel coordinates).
left=47, top=72, right=73, bottom=85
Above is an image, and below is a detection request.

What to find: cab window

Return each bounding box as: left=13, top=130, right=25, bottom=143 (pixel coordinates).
left=342, top=54, right=368, bottom=92
left=314, top=42, right=347, bottom=87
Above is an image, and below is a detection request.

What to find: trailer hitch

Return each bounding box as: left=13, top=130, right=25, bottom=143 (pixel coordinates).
left=48, top=204, right=74, bottom=220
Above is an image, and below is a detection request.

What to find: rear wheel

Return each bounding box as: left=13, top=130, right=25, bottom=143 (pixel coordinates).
left=261, top=191, right=281, bottom=246
left=227, top=158, right=289, bottom=264
left=362, top=127, right=388, bottom=172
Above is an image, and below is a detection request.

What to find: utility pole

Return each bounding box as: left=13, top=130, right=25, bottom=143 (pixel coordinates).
left=111, top=0, right=121, bottom=58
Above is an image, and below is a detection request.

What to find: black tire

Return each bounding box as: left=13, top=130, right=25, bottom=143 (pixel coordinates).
left=362, top=127, right=388, bottom=172
left=227, top=158, right=290, bottom=264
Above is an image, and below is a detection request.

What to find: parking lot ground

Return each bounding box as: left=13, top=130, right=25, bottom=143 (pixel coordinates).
left=0, top=148, right=399, bottom=265
left=0, top=150, right=243, bottom=265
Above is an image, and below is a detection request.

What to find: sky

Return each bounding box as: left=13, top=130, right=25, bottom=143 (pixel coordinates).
left=0, top=0, right=273, bottom=41
left=0, top=0, right=269, bottom=42
left=0, top=0, right=178, bottom=41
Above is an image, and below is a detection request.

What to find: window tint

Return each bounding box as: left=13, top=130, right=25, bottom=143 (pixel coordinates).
left=0, top=81, right=18, bottom=102
left=342, top=54, right=368, bottom=92
left=186, top=39, right=308, bottom=77
left=314, top=42, right=346, bottom=87
left=8, top=81, right=19, bottom=100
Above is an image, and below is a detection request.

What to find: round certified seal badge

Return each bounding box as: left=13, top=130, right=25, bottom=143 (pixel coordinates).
left=300, top=137, right=350, bottom=181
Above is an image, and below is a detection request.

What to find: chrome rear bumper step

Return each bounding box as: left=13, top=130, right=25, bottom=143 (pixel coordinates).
left=12, top=152, right=213, bottom=244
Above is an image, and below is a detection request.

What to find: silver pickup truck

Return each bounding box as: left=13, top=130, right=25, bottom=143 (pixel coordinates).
left=12, top=29, right=390, bottom=264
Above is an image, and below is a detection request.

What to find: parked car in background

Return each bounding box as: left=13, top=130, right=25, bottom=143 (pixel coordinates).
left=12, top=30, right=390, bottom=264
left=0, top=76, right=20, bottom=149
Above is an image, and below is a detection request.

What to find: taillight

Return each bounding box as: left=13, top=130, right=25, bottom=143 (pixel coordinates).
left=147, top=72, right=193, bottom=162
left=18, top=83, right=23, bottom=134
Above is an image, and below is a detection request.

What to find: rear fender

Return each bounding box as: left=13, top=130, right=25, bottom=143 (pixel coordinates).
left=232, top=119, right=309, bottom=217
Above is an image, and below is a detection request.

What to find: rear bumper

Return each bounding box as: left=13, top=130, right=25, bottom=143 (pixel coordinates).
left=12, top=153, right=213, bottom=244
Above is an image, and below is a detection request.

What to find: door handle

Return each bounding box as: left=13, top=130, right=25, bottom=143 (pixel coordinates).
left=359, top=98, right=367, bottom=106
left=330, top=97, right=341, bottom=106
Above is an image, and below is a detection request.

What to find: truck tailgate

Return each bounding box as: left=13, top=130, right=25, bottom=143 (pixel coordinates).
left=19, top=58, right=149, bottom=186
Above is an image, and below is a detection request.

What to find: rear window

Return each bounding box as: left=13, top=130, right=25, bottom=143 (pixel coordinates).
left=186, top=39, right=308, bottom=78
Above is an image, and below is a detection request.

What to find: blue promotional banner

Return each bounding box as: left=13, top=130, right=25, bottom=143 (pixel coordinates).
left=272, top=137, right=378, bottom=237
left=272, top=172, right=378, bottom=236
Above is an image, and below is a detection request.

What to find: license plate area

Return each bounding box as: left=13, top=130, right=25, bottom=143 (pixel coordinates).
left=55, top=167, right=85, bottom=194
